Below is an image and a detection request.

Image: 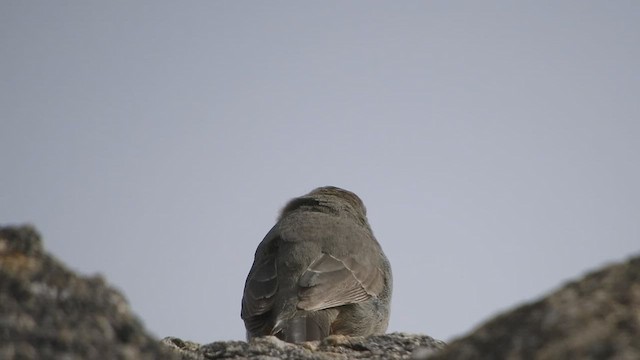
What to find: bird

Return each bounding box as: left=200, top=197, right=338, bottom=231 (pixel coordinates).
left=241, top=186, right=392, bottom=343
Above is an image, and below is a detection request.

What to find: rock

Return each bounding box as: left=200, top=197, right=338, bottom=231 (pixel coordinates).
left=4, top=224, right=638, bottom=359
left=429, top=255, right=640, bottom=360
left=0, top=225, right=178, bottom=360
left=162, top=333, right=447, bottom=359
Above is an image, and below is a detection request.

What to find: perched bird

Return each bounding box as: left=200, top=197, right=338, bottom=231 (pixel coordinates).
left=241, top=186, right=392, bottom=343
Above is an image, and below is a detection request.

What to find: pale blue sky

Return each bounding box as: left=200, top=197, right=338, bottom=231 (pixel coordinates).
left=2, top=1, right=639, bottom=343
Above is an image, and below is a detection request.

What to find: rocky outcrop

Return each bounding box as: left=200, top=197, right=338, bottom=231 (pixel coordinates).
left=0, top=225, right=177, bottom=359
left=430, top=255, right=640, bottom=360
left=2, top=224, right=639, bottom=359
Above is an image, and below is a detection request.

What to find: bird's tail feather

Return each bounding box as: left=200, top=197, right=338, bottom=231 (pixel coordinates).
left=273, top=309, right=338, bottom=343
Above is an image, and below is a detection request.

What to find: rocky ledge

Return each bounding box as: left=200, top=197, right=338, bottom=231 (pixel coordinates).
left=161, top=333, right=445, bottom=360
left=1, top=225, right=639, bottom=359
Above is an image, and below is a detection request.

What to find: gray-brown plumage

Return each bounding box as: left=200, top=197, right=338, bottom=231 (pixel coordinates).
left=241, top=186, right=392, bottom=343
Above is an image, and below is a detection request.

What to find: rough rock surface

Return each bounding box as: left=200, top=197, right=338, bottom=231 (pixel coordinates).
left=162, top=333, right=445, bottom=360
left=0, top=225, right=177, bottom=359
left=430, top=255, right=640, bottom=360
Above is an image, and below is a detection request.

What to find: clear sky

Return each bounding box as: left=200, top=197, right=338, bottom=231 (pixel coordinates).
left=2, top=1, right=639, bottom=344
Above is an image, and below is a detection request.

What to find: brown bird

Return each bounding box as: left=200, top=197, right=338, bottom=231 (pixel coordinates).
left=241, top=186, right=392, bottom=343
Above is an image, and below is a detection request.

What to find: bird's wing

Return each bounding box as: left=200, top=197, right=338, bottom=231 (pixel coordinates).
left=241, top=233, right=279, bottom=335
left=296, top=252, right=384, bottom=311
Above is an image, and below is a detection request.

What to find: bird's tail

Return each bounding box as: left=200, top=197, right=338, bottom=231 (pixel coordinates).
left=273, top=309, right=338, bottom=343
